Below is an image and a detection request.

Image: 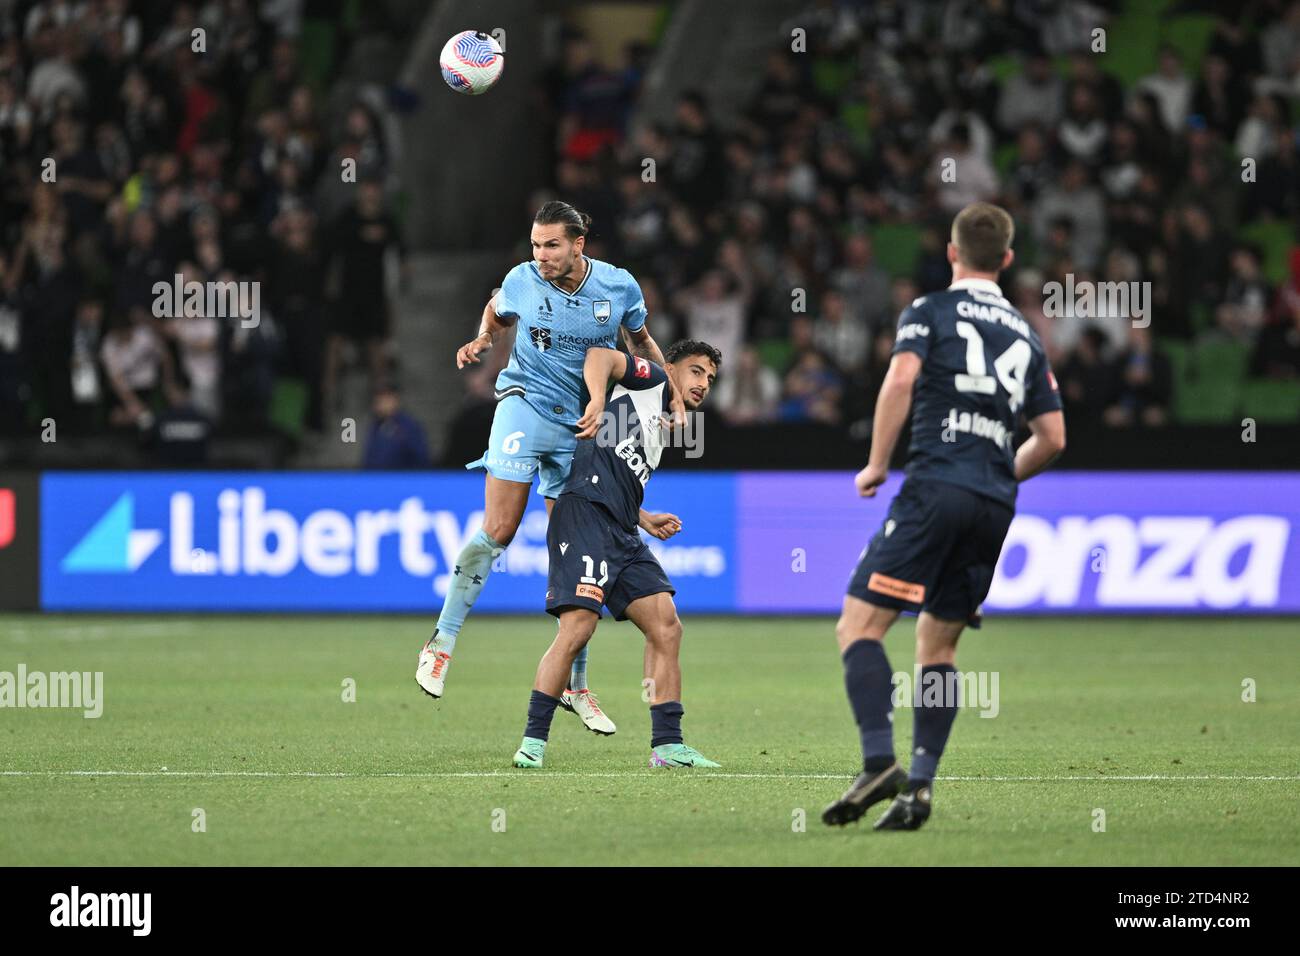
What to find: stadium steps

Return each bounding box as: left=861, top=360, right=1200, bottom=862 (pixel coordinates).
left=636, top=0, right=797, bottom=128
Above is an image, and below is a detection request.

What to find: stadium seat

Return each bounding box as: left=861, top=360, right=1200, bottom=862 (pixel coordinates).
left=812, top=57, right=854, bottom=98
left=298, top=19, right=336, bottom=90
left=1238, top=219, right=1297, bottom=286
left=870, top=223, right=922, bottom=279
left=756, top=339, right=793, bottom=373
left=1175, top=338, right=1250, bottom=423
left=1162, top=14, right=1217, bottom=76
left=268, top=378, right=309, bottom=439
left=1240, top=379, right=1300, bottom=423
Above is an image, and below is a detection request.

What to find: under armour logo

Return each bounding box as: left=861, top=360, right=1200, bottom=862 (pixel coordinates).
left=559, top=542, right=569, bottom=555
left=470, top=573, right=483, bottom=584
left=453, top=564, right=462, bottom=575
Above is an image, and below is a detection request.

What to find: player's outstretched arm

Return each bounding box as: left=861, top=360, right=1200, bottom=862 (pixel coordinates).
left=455, top=295, right=516, bottom=369
left=855, top=351, right=921, bottom=497
left=576, top=347, right=627, bottom=439
left=1014, top=410, right=1066, bottom=482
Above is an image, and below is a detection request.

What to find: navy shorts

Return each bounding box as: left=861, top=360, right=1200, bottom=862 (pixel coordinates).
left=545, top=495, right=675, bottom=621
left=847, top=477, right=1013, bottom=628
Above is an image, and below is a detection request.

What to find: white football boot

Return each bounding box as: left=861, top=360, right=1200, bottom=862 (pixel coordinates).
left=415, top=634, right=452, bottom=699
left=559, top=688, right=617, bottom=735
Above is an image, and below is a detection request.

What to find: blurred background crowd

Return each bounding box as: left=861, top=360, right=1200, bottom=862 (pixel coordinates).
left=0, top=0, right=411, bottom=461
left=463, top=0, right=1300, bottom=441
left=1, top=0, right=1299, bottom=469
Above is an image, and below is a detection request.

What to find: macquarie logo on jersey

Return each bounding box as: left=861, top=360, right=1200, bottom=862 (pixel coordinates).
left=40, top=473, right=736, bottom=611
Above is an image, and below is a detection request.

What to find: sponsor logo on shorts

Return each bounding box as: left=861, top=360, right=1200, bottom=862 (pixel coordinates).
left=867, top=572, right=925, bottom=604
left=576, top=583, right=604, bottom=602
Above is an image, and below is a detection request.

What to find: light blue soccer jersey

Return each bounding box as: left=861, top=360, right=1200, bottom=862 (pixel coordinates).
left=493, top=256, right=647, bottom=427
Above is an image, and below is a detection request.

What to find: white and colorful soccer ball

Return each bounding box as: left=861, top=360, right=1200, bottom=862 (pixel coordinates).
left=439, top=31, right=504, bottom=95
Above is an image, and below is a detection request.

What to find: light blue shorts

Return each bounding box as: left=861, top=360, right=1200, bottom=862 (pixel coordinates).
left=466, top=395, right=577, bottom=498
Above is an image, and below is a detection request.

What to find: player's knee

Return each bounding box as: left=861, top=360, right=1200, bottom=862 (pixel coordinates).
left=835, top=616, right=883, bottom=649
left=647, top=615, right=682, bottom=650
left=480, top=517, right=518, bottom=547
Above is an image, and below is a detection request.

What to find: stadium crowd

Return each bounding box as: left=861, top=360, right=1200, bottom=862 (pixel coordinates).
left=0, top=0, right=405, bottom=457
left=477, top=0, right=1300, bottom=437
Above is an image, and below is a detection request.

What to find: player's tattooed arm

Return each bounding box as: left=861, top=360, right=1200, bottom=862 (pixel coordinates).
left=456, top=294, right=516, bottom=369
left=1014, top=410, right=1067, bottom=481
left=856, top=351, right=922, bottom=498
left=623, top=326, right=687, bottom=425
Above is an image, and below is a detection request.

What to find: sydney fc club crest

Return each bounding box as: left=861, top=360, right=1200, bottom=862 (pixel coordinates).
left=592, top=300, right=612, bottom=324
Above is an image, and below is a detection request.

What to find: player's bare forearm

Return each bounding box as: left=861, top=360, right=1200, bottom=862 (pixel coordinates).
left=867, top=354, right=921, bottom=469
left=1014, top=410, right=1066, bottom=482
left=457, top=297, right=515, bottom=368
left=577, top=348, right=627, bottom=438
left=583, top=347, right=626, bottom=399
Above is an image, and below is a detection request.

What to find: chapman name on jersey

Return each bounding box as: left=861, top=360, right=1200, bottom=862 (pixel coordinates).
left=493, top=256, right=648, bottom=427
left=564, top=355, right=670, bottom=533
left=893, top=277, right=1062, bottom=505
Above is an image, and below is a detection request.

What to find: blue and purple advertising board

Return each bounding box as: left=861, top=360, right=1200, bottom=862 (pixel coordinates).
left=38, top=472, right=1300, bottom=614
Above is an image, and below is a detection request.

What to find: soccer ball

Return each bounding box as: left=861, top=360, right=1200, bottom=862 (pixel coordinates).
left=439, top=31, right=504, bottom=95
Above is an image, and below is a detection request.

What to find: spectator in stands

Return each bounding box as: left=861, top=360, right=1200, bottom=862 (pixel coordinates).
left=150, top=376, right=212, bottom=466
left=931, top=121, right=999, bottom=214
left=363, top=382, right=429, bottom=469
left=1135, top=45, right=1193, bottom=134
left=324, top=177, right=405, bottom=413
left=1215, top=245, right=1273, bottom=343
left=1251, top=251, right=1300, bottom=380
left=1104, top=326, right=1172, bottom=427
left=832, top=232, right=891, bottom=331
left=997, top=52, right=1063, bottom=134
left=1057, top=326, right=1116, bottom=421
left=714, top=345, right=780, bottom=425
left=781, top=317, right=842, bottom=425
left=1033, top=160, right=1106, bottom=271
left=100, top=309, right=173, bottom=430
left=812, top=289, right=870, bottom=375
left=675, top=266, right=749, bottom=369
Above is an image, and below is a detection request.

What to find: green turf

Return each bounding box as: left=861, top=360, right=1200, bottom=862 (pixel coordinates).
left=1, top=615, right=1297, bottom=866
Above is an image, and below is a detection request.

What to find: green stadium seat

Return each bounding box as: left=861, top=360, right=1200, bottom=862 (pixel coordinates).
left=269, top=378, right=309, bottom=439
left=812, top=57, right=854, bottom=98
left=838, top=102, right=871, bottom=152
left=1237, top=219, right=1296, bottom=286
left=1160, top=340, right=1189, bottom=384
left=1162, top=14, right=1217, bottom=76
left=870, top=223, right=922, bottom=279
left=1192, top=338, right=1251, bottom=385
left=1239, top=379, right=1300, bottom=423
left=994, top=143, right=1018, bottom=178
left=1100, top=1, right=1170, bottom=88
left=985, top=54, right=1022, bottom=83
left=298, top=19, right=336, bottom=91
left=756, top=339, right=793, bottom=373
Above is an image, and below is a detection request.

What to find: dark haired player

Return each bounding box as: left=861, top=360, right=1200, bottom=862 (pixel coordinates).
left=822, top=202, right=1067, bottom=830
left=416, top=202, right=683, bottom=736
left=511, top=340, right=722, bottom=769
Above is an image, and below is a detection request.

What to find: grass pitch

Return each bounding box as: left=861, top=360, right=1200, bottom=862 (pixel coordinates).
left=1, top=614, right=1296, bottom=866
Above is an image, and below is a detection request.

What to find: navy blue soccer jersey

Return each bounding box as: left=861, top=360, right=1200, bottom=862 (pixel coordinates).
left=561, top=355, right=670, bottom=532
left=892, top=277, right=1062, bottom=506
